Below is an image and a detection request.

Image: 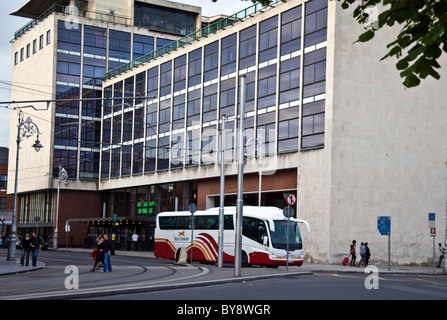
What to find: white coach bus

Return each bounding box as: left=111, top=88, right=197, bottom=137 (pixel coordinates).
left=154, top=206, right=310, bottom=267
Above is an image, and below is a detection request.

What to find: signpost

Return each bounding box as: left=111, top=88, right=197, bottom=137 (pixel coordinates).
left=283, top=206, right=294, bottom=271
left=189, top=203, right=197, bottom=263
left=429, top=213, right=436, bottom=273
left=282, top=192, right=296, bottom=271
left=377, top=216, right=391, bottom=271
left=65, top=221, right=70, bottom=249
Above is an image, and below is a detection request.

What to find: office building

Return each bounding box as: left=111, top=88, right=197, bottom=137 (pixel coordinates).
left=9, top=0, right=447, bottom=264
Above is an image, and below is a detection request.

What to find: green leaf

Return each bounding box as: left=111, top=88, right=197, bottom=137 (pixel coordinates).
left=403, top=74, right=421, bottom=88
left=396, top=59, right=409, bottom=70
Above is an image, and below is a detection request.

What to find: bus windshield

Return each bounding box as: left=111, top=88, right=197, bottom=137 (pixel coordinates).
left=269, top=220, right=302, bottom=250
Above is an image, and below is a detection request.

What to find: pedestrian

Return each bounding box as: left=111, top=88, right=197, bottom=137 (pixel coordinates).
left=132, top=231, right=139, bottom=251
left=102, top=234, right=114, bottom=272
left=357, top=242, right=366, bottom=267
left=126, top=233, right=132, bottom=251
left=1, top=232, right=6, bottom=248
left=349, top=240, right=356, bottom=266
left=437, top=242, right=445, bottom=268
left=90, top=236, right=104, bottom=272
left=364, top=242, right=371, bottom=266
left=30, top=232, right=43, bottom=267
left=20, top=232, right=32, bottom=266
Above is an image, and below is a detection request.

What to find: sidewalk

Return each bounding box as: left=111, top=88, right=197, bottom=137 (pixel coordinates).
left=1, top=247, right=446, bottom=277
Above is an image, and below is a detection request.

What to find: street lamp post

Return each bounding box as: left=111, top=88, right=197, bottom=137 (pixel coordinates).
left=53, top=165, right=68, bottom=249
left=7, top=112, right=43, bottom=261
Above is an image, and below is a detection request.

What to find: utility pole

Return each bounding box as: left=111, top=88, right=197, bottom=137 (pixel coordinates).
left=234, top=75, right=246, bottom=277
left=218, top=115, right=226, bottom=268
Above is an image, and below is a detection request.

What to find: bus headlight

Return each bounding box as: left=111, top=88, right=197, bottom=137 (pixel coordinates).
left=269, top=252, right=280, bottom=259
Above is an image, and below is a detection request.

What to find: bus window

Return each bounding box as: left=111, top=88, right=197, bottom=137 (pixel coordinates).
left=243, top=217, right=266, bottom=244
left=196, top=215, right=218, bottom=229
left=159, top=216, right=176, bottom=229
left=176, top=216, right=192, bottom=229
left=224, top=215, right=234, bottom=230
left=270, top=220, right=302, bottom=250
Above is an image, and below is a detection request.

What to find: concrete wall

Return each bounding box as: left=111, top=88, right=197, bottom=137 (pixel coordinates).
left=9, top=15, right=57, bottom=195
left=327, top=2, right=447, bottom=266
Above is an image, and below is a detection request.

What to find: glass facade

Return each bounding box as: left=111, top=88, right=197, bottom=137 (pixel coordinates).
left=101, top=0, right=328, bottom=179
left=134, top=2, right=197, bottom=35
left=53, top=19, right=182, bottom=181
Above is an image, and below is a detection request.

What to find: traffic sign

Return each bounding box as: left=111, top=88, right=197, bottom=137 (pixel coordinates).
left=428, top=213, right=436, bottom=228
left=377, top=216, right=391, bottom=236
left=283, top=206, right=294, bottom=218
left=430, top=227, right=436, bottom=237
left=188, top=203, right=197, bottom=214
left=286, top=193, right=297, bottom=206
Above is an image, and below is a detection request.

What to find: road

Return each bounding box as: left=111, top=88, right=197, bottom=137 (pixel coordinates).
left=0, top=250, right=192, bottom=299
left=87, top=271, right=447, bottom=300
left=1, top=250, right=446, bottom=302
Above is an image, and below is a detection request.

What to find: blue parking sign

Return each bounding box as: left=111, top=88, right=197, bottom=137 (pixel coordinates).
left=377, top=216, right=391, bottom=236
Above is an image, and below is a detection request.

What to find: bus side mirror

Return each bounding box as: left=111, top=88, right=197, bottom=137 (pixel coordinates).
left=263, top=236, right=268, bottom=247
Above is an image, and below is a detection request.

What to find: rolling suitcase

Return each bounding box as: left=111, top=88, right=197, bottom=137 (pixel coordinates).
left=342, top=257, right=349, bottom=266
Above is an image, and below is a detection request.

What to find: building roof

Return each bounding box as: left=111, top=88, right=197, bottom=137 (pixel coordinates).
left=10, top=0, right=67, bottom=19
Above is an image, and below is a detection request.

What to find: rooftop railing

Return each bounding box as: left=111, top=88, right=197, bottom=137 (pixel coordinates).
left=12, top=4, right=132, bottom=41
left=105, top=0, right=285, bottom=80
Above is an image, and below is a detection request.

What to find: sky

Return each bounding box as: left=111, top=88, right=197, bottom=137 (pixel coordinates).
left=0, top=0, right=254, bottom=149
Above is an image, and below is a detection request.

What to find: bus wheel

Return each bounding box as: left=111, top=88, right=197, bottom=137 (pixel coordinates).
left=241, top=251, right=250, bottom=267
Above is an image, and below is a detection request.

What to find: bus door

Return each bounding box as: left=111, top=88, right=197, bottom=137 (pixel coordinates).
left=242, top=217, right=269, bottom=251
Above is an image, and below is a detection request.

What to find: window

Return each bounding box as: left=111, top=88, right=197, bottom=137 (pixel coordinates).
left=14, top=52, right=18, bottom=65
left=278, top=118, right=299, bottom=152
left=39, top=35, right=44, bottom=49
left=159, top=215, right=233, bottom=230
left=174, top=54, right=187, bottom=92
left=243, top=217, right=267, bottom=244
left=134, top=2, right=197, bottom=35
left=46, top=30, right=51, bottom=45
left=33, top=39, right=37, bottom=53
left=221, top=34, right=237, bottom=76
left=196, top=215, right=219, bottom=229
left=160, top=61, right=172, bottom=96
left=145, top=139, right=157, bottom=173
left=26, top=44, right=30, bottom=58
left=188, top=48, right=202, bottom=87
left=20, top=48, right=24, bottom=61
left=108, top=30, right=131, bottom=69
left=239, top=25, right=257, bottom=69
left=84, top=25, right=106, bottom=59
left=147, top=66, right=159, bottom=98
left=133, top=142, right=144, bottom=175
left=304, top=0, right=327, bottom=48
left=259, top=16, right=278, bottom=63
left=204, top=41, right=218, bottom=82
left=133, top=34, right=154, bottom=59
left=281, top=5, right=302, bottom=55
left=0, top=175, right=7, bottom=189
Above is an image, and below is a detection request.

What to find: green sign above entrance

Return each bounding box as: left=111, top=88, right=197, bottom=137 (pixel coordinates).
left=137, top=200, right=156, bottom=215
